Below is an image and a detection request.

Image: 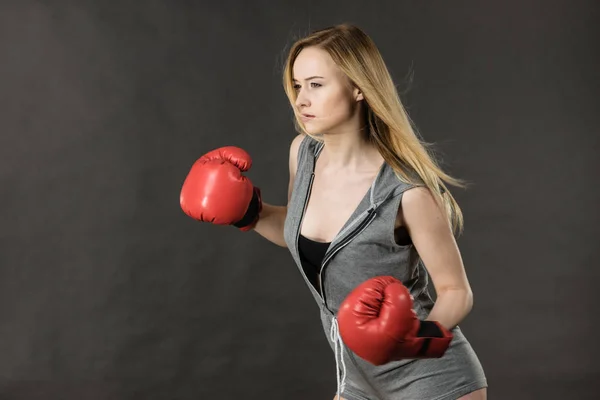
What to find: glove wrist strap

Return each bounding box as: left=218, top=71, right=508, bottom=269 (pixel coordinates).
left=234, top=187, right=262, bottom=231
left=417, top=320, right=446, bottom=338
left=414, top=320, right=453, bottom=358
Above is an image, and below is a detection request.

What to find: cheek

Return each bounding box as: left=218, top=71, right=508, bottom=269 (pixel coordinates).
left=319, top=88, right=353, bottom=119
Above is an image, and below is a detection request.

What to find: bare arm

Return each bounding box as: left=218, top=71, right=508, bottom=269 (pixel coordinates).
left=252, top=134, right=304, bottom=248
left=253, top=204, right=288, bottom=247
left=399, top=187, right=474, bottom=330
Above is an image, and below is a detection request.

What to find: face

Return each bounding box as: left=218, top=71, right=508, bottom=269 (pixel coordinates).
left=292, top=46, right=363, bottom=135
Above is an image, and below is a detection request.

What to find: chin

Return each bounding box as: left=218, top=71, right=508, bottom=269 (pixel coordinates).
left=302, top=121, right=337, bottom=136
left=300, top=122, right=319, bottom=135
left=303, top=126, right=320, bottom=135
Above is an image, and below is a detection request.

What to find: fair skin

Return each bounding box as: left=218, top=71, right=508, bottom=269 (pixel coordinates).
left=254, top=46, right=486, bottom=400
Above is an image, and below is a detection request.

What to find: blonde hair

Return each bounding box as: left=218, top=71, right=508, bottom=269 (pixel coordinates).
left=282, top=23, right=467, bottom=235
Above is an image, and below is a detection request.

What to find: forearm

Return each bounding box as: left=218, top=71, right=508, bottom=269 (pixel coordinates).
left=426, top=288, right=473, bottom=330
left=252, top=203, right=288, bottom=247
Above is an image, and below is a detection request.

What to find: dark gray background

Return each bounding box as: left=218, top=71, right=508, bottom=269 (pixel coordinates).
left=1, top=1, right=598, bottom=399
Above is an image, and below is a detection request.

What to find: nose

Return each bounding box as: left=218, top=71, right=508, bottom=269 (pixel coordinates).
left=295, top=88, right=310, bottom=109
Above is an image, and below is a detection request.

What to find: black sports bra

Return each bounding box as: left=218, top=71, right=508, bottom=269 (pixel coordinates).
left=298, top=234, right=330, bottom=294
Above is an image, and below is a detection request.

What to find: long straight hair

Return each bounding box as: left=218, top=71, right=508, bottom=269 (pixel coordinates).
left=282, top=24, right=467, bottom=235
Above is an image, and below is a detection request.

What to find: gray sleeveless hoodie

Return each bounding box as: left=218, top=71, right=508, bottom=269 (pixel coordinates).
left=283, top=135, right=487, bottom=400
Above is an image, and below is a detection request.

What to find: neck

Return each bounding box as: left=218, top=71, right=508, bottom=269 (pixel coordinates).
left=319, top=126, right=381, bottom=172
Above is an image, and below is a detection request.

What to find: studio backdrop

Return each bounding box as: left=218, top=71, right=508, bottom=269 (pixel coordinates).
left=0, top=1, right=597, bottom=399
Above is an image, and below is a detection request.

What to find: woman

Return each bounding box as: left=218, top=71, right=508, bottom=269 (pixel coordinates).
left=180, top=23, right=487, bottom=400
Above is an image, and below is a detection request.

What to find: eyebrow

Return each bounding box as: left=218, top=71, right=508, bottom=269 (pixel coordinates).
left=292, top=76, right=325, bottom=82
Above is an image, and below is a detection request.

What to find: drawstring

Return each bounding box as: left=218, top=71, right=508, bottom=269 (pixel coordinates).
left=330, top=316, right=347, bottom=400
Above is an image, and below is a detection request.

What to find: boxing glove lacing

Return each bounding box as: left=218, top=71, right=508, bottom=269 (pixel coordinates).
left=329, top=316, right=347, bottom=400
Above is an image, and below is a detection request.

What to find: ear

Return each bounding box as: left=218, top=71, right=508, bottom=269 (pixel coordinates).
left=353, top=87, right=364, bottom=102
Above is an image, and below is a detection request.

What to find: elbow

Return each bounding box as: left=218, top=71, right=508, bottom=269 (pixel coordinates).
left=439, top=285, right=474, bottom=314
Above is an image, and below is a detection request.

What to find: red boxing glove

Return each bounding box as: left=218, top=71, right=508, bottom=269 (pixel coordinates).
left=337, top=276, right=453, bottom=366
left=180, top=146, right=262, bottom=231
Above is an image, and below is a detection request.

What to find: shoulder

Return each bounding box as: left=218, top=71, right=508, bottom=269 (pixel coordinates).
left=396, top=185, right=447, bottom=231
left=289, top=134, right=305, bottom=162
left=289, top=134, right=305, bottom=157
left=402, top=185, right=437, bottom=207
left=288, top=134, right=320, bottom=168
left=383, top=164, right=425, bottom=203
left=288, top=134, right=306, bottom=176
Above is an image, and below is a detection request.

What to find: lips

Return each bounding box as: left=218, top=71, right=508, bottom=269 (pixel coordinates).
left=301, top=113, right=315, bottom=118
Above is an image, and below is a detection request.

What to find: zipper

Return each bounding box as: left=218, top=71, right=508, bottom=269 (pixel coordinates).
left=318, top=207, right=377, bottom=309
left=296, top=172, right=319, bottom=296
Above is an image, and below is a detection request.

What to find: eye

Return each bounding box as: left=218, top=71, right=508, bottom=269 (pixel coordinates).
left=293, top=84, right=301, bottom=90
left=310, top=82, right=322, bottom=88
